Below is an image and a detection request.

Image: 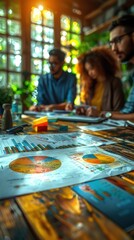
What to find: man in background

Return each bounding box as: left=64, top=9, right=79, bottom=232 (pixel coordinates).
left=101, top=14, right=134, bottom=120
left=30, top=48, right=77, bottom=111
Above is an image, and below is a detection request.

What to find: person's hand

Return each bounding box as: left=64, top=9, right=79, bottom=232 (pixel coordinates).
left=42, top=104, right=54, bottom=111
left=29, top=105, right=41, bottom=111
left=86, top=107, right=100, bottom=117
left=99, top=111, right=106, bottom=118
left=65, top=103, right=73, bottom=111
left=76, top=107, right=86, bottom=115
left=29, top=104, right=54, bottom=112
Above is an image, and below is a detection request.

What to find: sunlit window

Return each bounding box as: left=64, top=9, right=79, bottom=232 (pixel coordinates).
left=31, top=7, right=54, bottom=83
left=61, top=15, right=81, bottom=104
left=0, top=2, right=82, bottom=106
left=60, top=15, right=81, bottom=73
left=0, top=0, right=22, bottom=88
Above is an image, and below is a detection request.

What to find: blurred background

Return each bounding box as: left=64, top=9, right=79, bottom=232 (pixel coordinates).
left=0, top=0, right=133, bottom=108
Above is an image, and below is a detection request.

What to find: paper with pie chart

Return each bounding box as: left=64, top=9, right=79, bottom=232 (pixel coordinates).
left=0, top=146, right=134, bottom=199
left=9, top=156, right=61, bottom=174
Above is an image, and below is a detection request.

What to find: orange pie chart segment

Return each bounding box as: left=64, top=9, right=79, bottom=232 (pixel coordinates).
left=82, top=153, right=115, bottom=164
left=9, top=156, right=61, bottom=174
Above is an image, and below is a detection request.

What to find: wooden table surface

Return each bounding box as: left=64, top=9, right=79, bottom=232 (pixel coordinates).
left=0, top=115, right=134, bottom=240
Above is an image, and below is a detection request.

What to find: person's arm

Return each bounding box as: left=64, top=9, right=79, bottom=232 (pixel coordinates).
left=66, top=74, right=77, bottom=105
left=86, top=107, right=100, bottom=117
left=120, top=84, right=134, bottom=114
left=112, top=78, right=125, bottom=110
left=29, top=103, right=67, bottom=111
left=40, top=103, right=67, bottom=111
left=100, top=111, right=134, bottom=121
left=106, top=83, right=134, bottom=119
left=76, top=106, right=87, bottom=115
left=65, top=103, right=73, bottom=111
left=112, top=78, right=125, bottom=111
left=29, top=75, right=51, bottom=111
left=37, top=75, right=48, bottom=105
left=111, top=112, right=134, bottom=120
left=29, top=105, right=40, bottom=111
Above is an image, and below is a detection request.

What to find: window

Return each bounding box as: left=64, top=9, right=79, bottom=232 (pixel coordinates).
left=60, top=15, right=81, bottom=73
left=0, top=2, right=82, bottom=106
left=31, top=7, right=54, bottom=85
left=0, top=0, right=22, bottom=88
left=60, top=15, right=81, bottom=103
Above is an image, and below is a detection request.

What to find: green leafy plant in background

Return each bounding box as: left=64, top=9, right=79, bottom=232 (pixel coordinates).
left=0, top=87, right=13, bottom=114
left=11, top=72, right=37, bottom=110
left=0, top=88, right=13, bottom=106
left=22, top=78, right=37, bottom=108
left=78, top=32, right=109, bottom=55
left=11, top=80, right=37, bottom=109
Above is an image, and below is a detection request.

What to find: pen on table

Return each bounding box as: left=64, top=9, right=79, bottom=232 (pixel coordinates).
left=120, top=175, right=134, bottom=185
left=6, top=123, right=31, bottom=134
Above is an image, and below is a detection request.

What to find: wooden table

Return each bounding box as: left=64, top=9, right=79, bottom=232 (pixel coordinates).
left=0, top=115, right=134, bottom=240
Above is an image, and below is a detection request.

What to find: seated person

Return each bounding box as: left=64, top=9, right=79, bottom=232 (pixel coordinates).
left=100, top=15, right=134, bottom=121
left=101, top=72, right=134, bottom=120
left=76, top=46, right=125, bottom=116
left=30, top=48, right=77, bottom=111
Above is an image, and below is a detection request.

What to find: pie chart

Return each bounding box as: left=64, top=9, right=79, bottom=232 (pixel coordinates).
left=82, top=153, right=115, bottom=164
left=9, top=156, right=61, bottom=174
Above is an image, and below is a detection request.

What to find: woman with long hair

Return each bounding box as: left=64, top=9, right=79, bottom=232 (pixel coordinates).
left=76, top=46, right=125, bottom=116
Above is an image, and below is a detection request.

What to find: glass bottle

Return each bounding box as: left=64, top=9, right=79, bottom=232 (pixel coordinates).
left=12, top=94, right=22, bottom=121
left=2, top=103, right=13, bottom=130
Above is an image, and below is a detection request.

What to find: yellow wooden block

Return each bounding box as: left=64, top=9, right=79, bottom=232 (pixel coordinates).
left=33, top=116, right=48, bottom=126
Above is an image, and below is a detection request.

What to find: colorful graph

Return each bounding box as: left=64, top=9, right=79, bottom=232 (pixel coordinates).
left=9, top=156, right=61, bottom=174
left=82, top=153, right=115, bottom=164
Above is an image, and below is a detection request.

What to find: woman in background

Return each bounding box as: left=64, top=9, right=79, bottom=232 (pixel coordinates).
left=76, top=46, right=125, bottom=116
